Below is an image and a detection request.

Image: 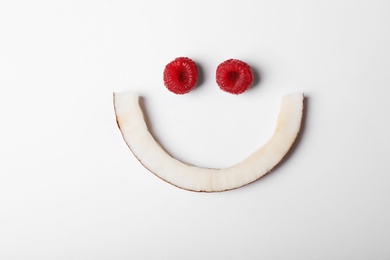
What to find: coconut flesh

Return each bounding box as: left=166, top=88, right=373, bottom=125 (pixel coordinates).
left=114, top=92, right=304, bottom=192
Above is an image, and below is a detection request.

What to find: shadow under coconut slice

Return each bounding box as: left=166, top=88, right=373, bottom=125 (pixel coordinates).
left=114, top=92, right=304, bottom=192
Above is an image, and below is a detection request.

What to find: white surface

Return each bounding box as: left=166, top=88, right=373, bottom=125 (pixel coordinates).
left=1, top=0, right=390, bottom=259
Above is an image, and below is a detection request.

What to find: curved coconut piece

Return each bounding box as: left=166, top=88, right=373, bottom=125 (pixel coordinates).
left=114, top=92, right=304, bottom=192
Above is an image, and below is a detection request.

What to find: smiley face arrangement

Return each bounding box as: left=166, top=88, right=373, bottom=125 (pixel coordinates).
left=114, top=57, right=304, bottom=192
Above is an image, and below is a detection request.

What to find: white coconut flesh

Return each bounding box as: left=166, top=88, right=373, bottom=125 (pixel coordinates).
left=114, top=92, right=304, bottom=192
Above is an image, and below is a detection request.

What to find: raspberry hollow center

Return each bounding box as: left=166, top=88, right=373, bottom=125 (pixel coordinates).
left=177, top=69, right=187, bottom=82
left=227, top=71, right=240, bottom=84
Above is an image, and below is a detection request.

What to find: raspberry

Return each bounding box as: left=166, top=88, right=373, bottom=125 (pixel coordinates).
left=216, top=59, right=254, bottom=94
left=163, top=57, right=198, bottom=94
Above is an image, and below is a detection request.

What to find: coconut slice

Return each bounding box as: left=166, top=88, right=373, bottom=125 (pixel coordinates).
left=114, top=92, right=304, bottom=192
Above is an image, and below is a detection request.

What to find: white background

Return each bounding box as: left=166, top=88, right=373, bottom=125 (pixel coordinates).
left=1, top=0, right=390, bottom=259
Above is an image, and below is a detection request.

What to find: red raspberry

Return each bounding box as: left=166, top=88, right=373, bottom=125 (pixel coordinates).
left=163, top=57, right=198, bottom=94
left=216, top=59, right=254, bottom=94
